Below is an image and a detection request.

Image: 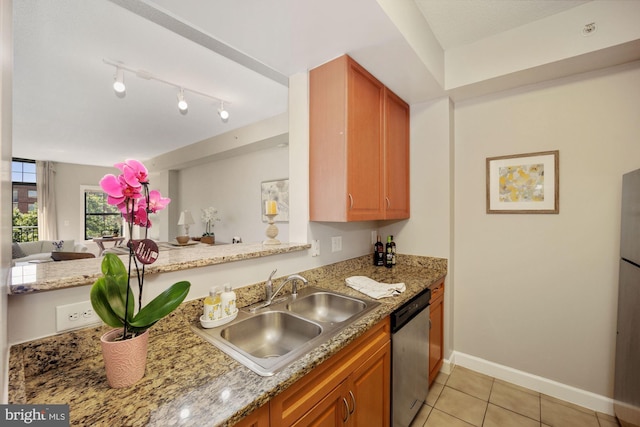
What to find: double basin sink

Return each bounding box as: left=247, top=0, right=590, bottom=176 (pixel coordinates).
left=191, top=285, right=380, bottom=376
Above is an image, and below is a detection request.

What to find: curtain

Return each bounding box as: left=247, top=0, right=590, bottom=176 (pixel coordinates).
left=36, top=161, right=57, bottom=240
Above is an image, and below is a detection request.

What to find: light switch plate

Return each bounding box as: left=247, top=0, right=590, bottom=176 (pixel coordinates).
left=371, top=231, right=377, bottom=245
left=331, top=236, right=342, bottom=252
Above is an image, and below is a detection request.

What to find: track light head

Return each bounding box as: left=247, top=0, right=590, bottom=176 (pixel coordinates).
left=113, top=68, right=126, bottom=95
left=218, top=101, right=229, bottom=122
left=177, top=89, right=188, bottom=113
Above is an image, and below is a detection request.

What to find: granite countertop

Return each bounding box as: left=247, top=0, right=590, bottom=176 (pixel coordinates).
left=9, top=255, right=447, bottom=426
left=9, top=242, right=310, bottom=295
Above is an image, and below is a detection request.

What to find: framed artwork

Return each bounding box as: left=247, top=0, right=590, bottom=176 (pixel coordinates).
left=261, top=179, right=289, bottom=222
left=486, top=150, right=559, bottom=214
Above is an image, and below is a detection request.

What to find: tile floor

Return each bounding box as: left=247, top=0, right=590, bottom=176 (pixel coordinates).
left=409, top=366, right=621, bottom=427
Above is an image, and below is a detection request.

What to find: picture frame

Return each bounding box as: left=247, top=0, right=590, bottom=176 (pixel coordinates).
left=261, top=179, right=289, bottom=222
left=486, top=150, right=559, bottom=214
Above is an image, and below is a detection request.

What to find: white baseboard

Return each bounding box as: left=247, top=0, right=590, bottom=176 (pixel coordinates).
left=444, top=351, right=615, bottom=416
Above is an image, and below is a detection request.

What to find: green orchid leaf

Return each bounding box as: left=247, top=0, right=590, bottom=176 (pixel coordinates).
left=90, top=277, right=124, bottom=328
left=130, top=281, right=190, bottom=329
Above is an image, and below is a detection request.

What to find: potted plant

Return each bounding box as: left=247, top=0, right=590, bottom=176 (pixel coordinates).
left=200, top=206, right=220, bottom=245
left=91, top=159, right=190, bottom=388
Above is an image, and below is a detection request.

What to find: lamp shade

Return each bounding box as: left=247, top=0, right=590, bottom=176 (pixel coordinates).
left=177, top=210, right=195, bottom=226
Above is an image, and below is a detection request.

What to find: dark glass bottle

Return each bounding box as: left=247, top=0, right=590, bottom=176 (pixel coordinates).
left=374, top=236, right=384, bottom=266
left=385, top=236, right=393, bottom=268
left=390, top=235, right=396, bottom=266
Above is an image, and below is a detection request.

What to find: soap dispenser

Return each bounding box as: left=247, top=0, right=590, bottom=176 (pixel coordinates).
left=203, top=286, right=222, bottom=321
left=221, top=284, right=236, bottom=317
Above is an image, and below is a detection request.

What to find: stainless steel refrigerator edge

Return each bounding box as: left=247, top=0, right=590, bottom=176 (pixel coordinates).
left=615, top=168, right=640, bottom=427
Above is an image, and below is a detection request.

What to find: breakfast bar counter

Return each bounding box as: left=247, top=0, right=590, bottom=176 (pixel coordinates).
left=8, top=254, right=447, bottom=426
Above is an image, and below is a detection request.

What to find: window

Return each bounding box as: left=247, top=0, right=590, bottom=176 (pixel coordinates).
left=12, top=159, right=38, bottom=242
left=83, top=187, right=122, bottom=240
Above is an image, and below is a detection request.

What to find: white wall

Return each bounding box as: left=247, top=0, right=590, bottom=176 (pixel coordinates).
left=0, top=0, right=12, bottom=403
left=453, top=61, right=640, bottom=398
left=177, top=145, right=289, bottom=244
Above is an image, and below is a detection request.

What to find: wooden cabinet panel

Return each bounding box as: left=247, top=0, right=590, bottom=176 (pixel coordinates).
left=346, top=61, right=384, bottom=220
left=429, top=280, right=445, bottom=385
left=292, top=383, right=349, bottom=427
left=270, top=318, right=391, bottom=427
left=235, top=403, right=270, bottom=427
left=310, top=55, right=409, bottom=222
left=350, top=341, right=391, bottom=427
left=383, top=88, right=410, bottom=219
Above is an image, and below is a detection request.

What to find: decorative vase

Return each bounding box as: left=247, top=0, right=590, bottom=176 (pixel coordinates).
left=201, top=235, right=215, bottom=245
left=100, top=328, right=149, bottom=388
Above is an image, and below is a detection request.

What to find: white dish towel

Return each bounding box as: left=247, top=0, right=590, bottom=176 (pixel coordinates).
left=345, top=276, right=406, bottom=299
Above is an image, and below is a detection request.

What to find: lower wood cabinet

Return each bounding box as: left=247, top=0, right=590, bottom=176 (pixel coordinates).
left=428, top=279, right=445, bottom=385
left=270, top=318, right=391, bottom=427
left=235, top=402, right=270, bottom=427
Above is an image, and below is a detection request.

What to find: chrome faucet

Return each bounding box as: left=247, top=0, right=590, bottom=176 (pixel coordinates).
left=250, top=273, right=309, bottom=312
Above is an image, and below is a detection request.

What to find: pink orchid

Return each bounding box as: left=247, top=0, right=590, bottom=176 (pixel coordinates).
left=100, top=159, right=170, bottom=229
left=114, top=159, right=149, bottom=188
left=146, top=190, right=171, bottom=214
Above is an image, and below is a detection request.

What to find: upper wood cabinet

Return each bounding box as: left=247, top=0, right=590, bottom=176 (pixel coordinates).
left=309, top=55, right=410, bottom=222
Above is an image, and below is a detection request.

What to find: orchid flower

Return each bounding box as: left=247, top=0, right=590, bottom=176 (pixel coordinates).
left=114, top=159, right=149, bottom=187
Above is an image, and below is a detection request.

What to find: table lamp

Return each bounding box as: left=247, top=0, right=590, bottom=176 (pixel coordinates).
left=177, top=210, right=195, bottom=238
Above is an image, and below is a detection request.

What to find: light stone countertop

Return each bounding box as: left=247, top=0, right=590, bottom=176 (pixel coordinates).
left=8, top=254, right=447, bottom=426
left=9, top=242, right=310, bottom=295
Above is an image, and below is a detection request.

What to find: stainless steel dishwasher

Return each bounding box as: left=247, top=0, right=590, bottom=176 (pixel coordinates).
left=391, top=287, right=431, bottom=427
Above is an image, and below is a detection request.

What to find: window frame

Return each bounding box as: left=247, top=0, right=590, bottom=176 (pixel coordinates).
left=80, top=185, right=122, bottom=242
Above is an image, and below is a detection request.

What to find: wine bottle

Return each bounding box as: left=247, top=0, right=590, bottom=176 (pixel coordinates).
left=374, top=236, right=384, bottom=266
left=390, top=235, right=396, bottom=266
left=385, top=236, right=393, bottom=268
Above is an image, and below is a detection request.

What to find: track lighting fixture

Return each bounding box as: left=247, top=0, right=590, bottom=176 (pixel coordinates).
left=104, top=59, right=231, bottom=121
left=218, top=101, right=229, bottom=121
left=113, top=68, right=126, bottom=95
left=177, top=88, right=188, bottom=113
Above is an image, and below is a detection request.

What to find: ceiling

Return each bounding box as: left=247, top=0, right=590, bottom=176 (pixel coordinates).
left=12, top=0, right=599, bottom=167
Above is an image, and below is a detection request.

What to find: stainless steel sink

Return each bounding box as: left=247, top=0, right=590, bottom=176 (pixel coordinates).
left=191, top=286, right=380, bottom=376
left=287, top=291, right=366, bottom=323
left=220, top=311, right=322, bottom=358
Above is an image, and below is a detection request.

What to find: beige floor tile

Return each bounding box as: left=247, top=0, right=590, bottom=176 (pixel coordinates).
left=596, top=412, right=621, bottom=427
left=434, top=371, right=449, bottom=385
left=540, top=397, right=599, bottom=427
left=541, top=394, right=594, bottom=415
left=483, top=404, right=540, bottom=427
left=447, top=366, right=494, bottom=401
left=489, top=380, right=540, bottom=421
left=426, top=381, right=444, bottom=407
left=410, top=404, right=432, bottom=427
left=494, top=378, right=540, bottom=396
left=425, top=408, right=475, bottom=427
left=434, top=386, right=488, bottom=427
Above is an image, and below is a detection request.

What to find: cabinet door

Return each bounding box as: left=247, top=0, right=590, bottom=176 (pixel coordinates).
left=345, top=59, right=385, bottom=221
left=429, top=282, right=445, bottom=385
left=292, top=382, right=350, bottom=427
left=235, top=403, right=270, bottom=427
left=350, top=341, right=391, bottom=427
left=383, top=88, right=410, bottom=219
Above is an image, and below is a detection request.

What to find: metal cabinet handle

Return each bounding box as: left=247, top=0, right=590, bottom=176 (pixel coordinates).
left=348, top=390, right=356, bottom=414
left=348, top=193, right=354, bottom=209
left=342, top=397, right=350, bottom=422
left=385, top=196, right=390, bottom=208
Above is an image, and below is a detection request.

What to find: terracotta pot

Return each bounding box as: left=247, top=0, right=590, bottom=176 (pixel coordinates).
left=201, top=235, right=215, bottom=245
left=100, top=329, right=149, bottom=388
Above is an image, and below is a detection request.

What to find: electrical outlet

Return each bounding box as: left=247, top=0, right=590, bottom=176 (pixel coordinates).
left=311, top=239, right=320, bottom=257
left=56, top=301, right=101, bottom=332
left=331, top=236, right=342, bottom=252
